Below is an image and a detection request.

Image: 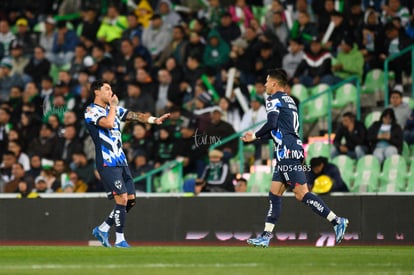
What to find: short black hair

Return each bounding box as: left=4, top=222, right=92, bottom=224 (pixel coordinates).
left=267, top=68, right=288, bottom=87
left=90, top=80, right=110, bottom=96
left=310, top=156, right=328, bottom=169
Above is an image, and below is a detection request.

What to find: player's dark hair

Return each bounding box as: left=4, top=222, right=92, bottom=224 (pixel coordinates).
left=90, top=80, right=110, bottom=97
left=267, top=68, right=288, bottom=87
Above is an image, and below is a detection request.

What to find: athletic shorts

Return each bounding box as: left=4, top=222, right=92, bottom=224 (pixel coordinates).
left=272, top=156, right=308, bottom=187
left=98, top=166, right=135, bottom=199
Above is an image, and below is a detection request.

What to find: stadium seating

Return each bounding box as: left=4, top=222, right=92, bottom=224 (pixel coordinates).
left=364, top=110, right=381, bottom=129
left=309, top=83, right=330, bottom=96
left=380, top=155, right=407, bottom=192
left=353, top=155, right=381, bottom=192
left=306, top=142, right=331, bottom=163
left=331, top=155, right=355, bottom=190
left=332, top=83, right=358, bottom=108
left=406, top=161, right=414, bottom=192
left=361, top=69, right=385, bottom=94
left=290, top=84, right=309, bottom=102
left=402, top=142, right=411, bottom=164
left=159, top=167, right=183, bottom=192
left=301, top=94, right=328, bottom=124
left=247, top=165, right=272, bottom=193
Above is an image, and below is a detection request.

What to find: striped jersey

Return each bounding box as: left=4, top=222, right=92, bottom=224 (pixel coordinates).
left=84, top=103, right=128, bottom=167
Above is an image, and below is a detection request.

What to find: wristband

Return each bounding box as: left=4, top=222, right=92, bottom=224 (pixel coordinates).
left=148, top=116, right=156, bottom=124
left=251, top=133, right=257, bottom=140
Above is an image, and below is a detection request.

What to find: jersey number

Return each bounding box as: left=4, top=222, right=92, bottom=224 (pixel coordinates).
left=292, top=111, right=299, bottom=135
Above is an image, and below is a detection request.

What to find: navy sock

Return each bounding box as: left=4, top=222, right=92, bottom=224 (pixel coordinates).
left=114, top=204, right=126, bottom=233
left=105, top=210, right=115, bottom=226
left=265, top=192, right=282, bottom=224
left=302, top=192, right=331, bottom=219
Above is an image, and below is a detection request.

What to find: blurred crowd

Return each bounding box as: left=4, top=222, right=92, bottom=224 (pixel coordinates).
left=0, top=0, right=413, bottom=196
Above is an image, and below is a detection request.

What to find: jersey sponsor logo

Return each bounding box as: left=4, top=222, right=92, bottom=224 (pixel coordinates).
left=275, top=144, right=304, bottom=161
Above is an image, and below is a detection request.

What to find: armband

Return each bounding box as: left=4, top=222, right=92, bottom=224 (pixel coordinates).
left=148, top=116, right=156, bottom=124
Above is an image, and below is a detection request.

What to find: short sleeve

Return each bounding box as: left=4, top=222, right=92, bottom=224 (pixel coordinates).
left=265, top=97, right=281, bottom=114
left=85, top=105, right=106, bottom=125
left=117, top=106, right=129, bottom=121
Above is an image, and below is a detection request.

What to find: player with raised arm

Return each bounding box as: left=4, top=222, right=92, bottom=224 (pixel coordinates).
left=241, top=69, right=349, bottom=247
left=85, top=80, right=169, bottom=248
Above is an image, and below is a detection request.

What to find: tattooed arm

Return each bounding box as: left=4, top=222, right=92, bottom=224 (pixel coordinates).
left=126, top=112, right=171, bottom=124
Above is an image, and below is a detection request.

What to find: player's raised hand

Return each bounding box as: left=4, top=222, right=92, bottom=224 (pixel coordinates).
left=110, top=93, right=119, bottom=106
left=241, top=131, right=256, bottom=142
left=154, top=113, right=171, bottom=125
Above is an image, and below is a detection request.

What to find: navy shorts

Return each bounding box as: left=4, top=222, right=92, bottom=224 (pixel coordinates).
left=272, top=157, right=308, bottom=188
left=98, top=166, right=135, bottom=199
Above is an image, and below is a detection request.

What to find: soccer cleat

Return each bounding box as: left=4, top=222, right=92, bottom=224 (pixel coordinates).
left=92, top=227, right=111, bottom=248
left=247, top=233, right=272, bottom=248
left=115, top=240, right=131, bottom=248
left=334, top=217, right=349, bottom=244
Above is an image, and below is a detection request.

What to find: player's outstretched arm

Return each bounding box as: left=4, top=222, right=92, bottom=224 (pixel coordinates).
left=126, top=112, right=171, bottom=124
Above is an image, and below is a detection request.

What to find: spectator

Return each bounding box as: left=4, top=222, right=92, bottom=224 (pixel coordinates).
left=378, top=22, right=412, bottom=85
left=129, top=151, right=154, bottom=192
left=282, top=38, right=305, bottom=82
left=4, top=163, right=33, bottom=193
left=32, top=175, right=53, bottom=193
left=203, top=29, right=230, bottom=73
left=331, top=112, right=367, bottom=160
left=308, top=156, right=349, bottom=193
left=0, top=150, right=17, bottom=192
left=157, top=25, right=188, bottom=68
left=215, top=11, right=242, bottom=47
left=115, top=39, right=136, bottom=86
left=59, top=171, right=88, bottom=193
left=153, top=126, right=179, bottom=168
left=184, top=31, right=205, bottom=65
left=367, top=108, right=403, bottom=163
left=70, top=151, right=96, bottom=188
left=234, top=177, right=248, bottom=192
left=23, top=46, right=51, bottom=87
left=8, top=140, right=30, bottom=171
left=51, top=20, right=80, bottom=67
left=156, top=0, right=182, bottom=28
left=0, top=58, right=25, bottom=102
left=13, top=18, right=36, bottom=57
left=0, top=19, right=16, bottom=57
left=0, top=107, right=12, bottom=158
left=121, top=80, right=155, bottom=115
left=293, top=36, right=334, bottom=87
left=389, top=85, right=411, bottom=128
left=331, top=36, right=364, bottom=83
left=77, top=6, right=101, bottom=51
left=9, top=40, right=30, bottom=79
left=290, top=11, right=318, bottom=48
left=134, top=0, right=154, bottom=29
left=154, top=69, right=182, bottom=116
left=325, top=11, right=351, bottom=56
left=27, top=154, right=42, bottom=180
left=228, top=0, right=254, bottom=32
left=199, top=0, right=225, bottom=29
left=381, top=0, right=410, bottom=27
left=123, top=12, right=143, bottom=42
left=360, top=8, right=382, bottom=73
left=96, top=4, right=128, bottom=45
left=16, top=179, right=39, bottom=198
left=205, top=106, right=239, bottom=161
left=142, top=14, right=172, bottom=64
left=255, top=42, right=280, bottom=77
left=218, top=97, right=242, bottom=132
left=68, top=43, right=87, bottom=81
left=38, top=16, right=56, bottom=61
left=265, top=11, right=289, bottom=47
left=195, top=149, right=234, bottom=194
left=53, top=124, right=83, bottom=165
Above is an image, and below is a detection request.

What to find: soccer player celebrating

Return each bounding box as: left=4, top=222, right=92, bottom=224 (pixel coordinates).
left=85, top=80, right=170, bottom=248
left=241, top=69, right=349, bottom=247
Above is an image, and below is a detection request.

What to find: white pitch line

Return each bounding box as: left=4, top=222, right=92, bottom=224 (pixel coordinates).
left=1, top=263, right=260, bottom=270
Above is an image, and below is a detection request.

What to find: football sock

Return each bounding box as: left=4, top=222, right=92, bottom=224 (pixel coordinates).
left=99, top=222, right=111, bottom=232
left=114, top=204, right=126, bottom=234
left=265, top=192, right=282, bottom=225
left=302, top=192, right=333, bottom=220
left=104, top=209, right=115, bottom=228
left=116, top=232, right=125, bottom=243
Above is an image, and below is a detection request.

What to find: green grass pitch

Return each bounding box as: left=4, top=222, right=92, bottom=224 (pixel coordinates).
left=0, top=246, right=413, bottom=275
